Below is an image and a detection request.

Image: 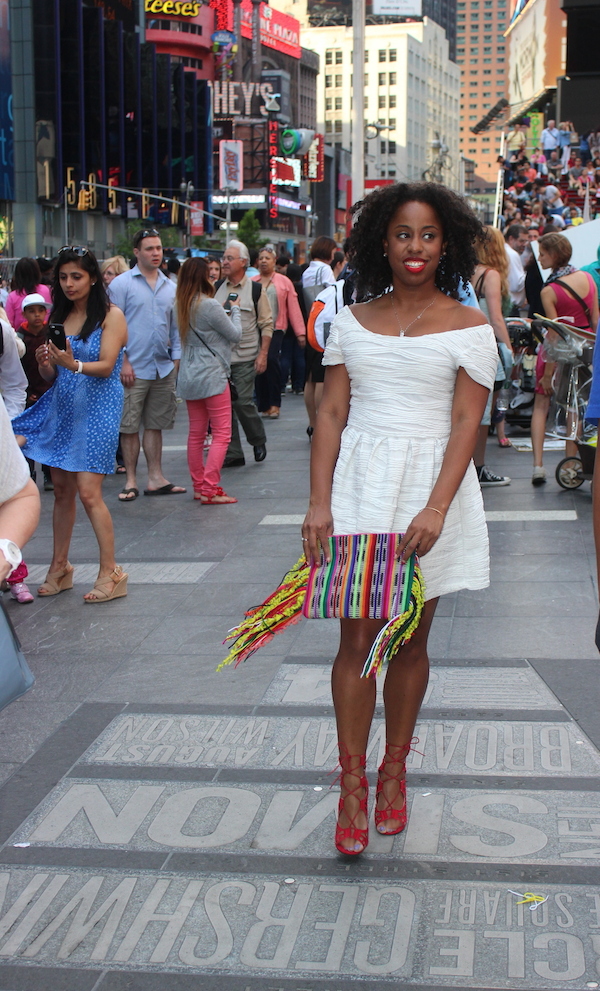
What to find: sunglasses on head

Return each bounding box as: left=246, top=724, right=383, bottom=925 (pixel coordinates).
left=135, top=229, right=160, bottom=244
left=59, top=245, right=89, bottom=256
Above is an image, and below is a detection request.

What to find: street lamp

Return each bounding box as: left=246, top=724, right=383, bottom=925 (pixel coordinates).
left=179, top=180, right=195, bottom=247
left=365, top=122, right=390, bottom=180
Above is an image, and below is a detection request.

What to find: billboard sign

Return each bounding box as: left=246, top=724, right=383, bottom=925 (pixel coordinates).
left=303, top=134, right=325, bottom=182
left=239, top=1, right=301, bottom=59
left=371, top=0, right=421, bottom=15
left=271, top=157, right=301, bottom=186
left=190, top=201, right=204, bottom=236
left=219, top=140, right=244, bottom=191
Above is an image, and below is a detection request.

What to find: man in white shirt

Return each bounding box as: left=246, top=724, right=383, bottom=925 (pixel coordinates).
left=541, top=120, right=560, bottom=156
left=504, top=224, right=528, bottom=316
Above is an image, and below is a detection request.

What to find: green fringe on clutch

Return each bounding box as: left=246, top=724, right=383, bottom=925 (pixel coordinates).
left=360, top=568, right=426, bottom=678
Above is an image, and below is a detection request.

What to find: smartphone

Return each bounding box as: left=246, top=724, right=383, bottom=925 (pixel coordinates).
left=47, top=323, right=67, bottom=351
left=224, top=292, right=239, bottom=313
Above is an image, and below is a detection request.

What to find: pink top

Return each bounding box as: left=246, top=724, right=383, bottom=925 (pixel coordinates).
left=551, top=272, right=596, bottom=329
left=252, top=271, right=306, bottom=338
left=6, top=284, right=52, bottom=330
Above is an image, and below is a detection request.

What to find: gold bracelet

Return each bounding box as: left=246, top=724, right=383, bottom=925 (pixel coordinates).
left=423, top=506, right=445, bottom=519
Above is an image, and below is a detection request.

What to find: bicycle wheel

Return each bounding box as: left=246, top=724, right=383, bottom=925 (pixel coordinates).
left=555, top=457, right=584, bottom=489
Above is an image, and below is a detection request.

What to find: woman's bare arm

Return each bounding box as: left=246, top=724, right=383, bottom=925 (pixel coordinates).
left=483, top=269, right=512, bottom=348
left=49, top=306, right=128, bottom=379
left=303, top=363, right=350, bottom=563
left=0, top=479, right=40, bottom=581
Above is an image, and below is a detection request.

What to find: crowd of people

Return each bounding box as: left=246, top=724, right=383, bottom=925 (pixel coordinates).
left=1, top=177, right=600, bottom=608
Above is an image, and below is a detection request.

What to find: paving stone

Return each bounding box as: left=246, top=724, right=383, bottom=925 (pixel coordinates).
left=0, top=867, right=599, bottom=986
left=80, top=713, right=600, bottom=777
left=260, top=664, right=562, bottom=709
left=24, top=562, right=216, bottom=586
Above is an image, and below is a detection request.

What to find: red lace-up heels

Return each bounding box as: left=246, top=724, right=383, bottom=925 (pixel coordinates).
left=375, top=738, right=421, bottom=835
left=334, top=749, right=369, bottom=856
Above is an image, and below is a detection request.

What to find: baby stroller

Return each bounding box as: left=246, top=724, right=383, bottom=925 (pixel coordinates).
left=504, top=318, right=544, bottom=428
left=534, top=314, right=596, bottom=489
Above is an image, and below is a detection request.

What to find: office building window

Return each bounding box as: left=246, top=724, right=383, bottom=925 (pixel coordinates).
left=389, top=94, right=396, bottom=107
left=325, top=97, right=332, bottom=110
left=325, top=120, right=332, bottom=132
left=335, top=74, right=342, bottom=86
left=364, top=96, right=368, bottom=107
left=379, top=95, right=386, bottom=108
left=379, top=50, right=387, bottom=61
left=389, top=49, right=397, bottom=60
left=325, top=75, right=332, bottom=88
left=335, top=51, right=342, bottom=64
left=389, top=140, right=396, bottom=153
left=389, top=118, right=396, bottom=128
left=335, top=96, right=342, bottom=109
left=365, top=50, right=369, bottom=62
left=365, top=73, right=369, bottom=84
left=389, top=72, right=396, bottom=84
left=334, top=119, right=342, bottom=133
left=325, top=51, right=333, bottom=64
left=379, top=72, right=386, bottom=85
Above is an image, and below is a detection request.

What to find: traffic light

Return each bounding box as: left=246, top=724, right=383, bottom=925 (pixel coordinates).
left=280, top=128, right=315, bottom=156
left=77, top=188, right=90, bottom=211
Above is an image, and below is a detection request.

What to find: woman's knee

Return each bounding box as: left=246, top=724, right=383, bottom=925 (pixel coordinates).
left=78, top=483, right=104, bottom=511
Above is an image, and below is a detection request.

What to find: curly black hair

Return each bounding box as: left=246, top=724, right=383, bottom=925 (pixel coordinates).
left=347, top=182, right=485, bottom=300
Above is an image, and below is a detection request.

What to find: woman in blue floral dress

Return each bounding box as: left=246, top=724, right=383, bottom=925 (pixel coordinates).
left=13, top=247, right=128, bottom=602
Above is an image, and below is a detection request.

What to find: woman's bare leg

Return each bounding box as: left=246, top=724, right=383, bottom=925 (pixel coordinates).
left=377, top=597, right=438, bottom=832
left=331, top=617, right=382, bottom=852
left=47, top=468, right=78, bottom=573
left=76, top=473, right=117, bottom=593
left=531, top=393, right=550, bottom=468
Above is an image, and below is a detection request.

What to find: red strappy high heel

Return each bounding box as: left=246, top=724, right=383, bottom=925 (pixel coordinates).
left=375, top=737, right=421, bottom=836
left=333, top=749, right=369, bottom=856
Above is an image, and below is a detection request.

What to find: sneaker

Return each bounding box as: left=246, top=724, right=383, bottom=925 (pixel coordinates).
left=532, top=466, right=547, bottom=486
left=10, top=582, right=34, bottom=604
left=477, top=465, right=511, bottom=487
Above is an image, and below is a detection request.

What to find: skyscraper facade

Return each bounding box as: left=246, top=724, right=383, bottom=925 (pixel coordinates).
left=456, top=0, right=509, bottom=186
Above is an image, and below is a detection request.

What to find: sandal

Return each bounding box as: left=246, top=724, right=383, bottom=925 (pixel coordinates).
left=375, top=738, right=421, bottom=835
left=498, top=438, right=512, bottom=448
left=333, top=748, right=369, bottom=855
left=38, top=564, right=74, bottom=597
left=198, top=486, right=238, bottom=505
left=83, top=565, right=128, bottom=603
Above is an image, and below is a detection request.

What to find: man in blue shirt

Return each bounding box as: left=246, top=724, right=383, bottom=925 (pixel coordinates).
left=108, top=229, right=186, bottom=500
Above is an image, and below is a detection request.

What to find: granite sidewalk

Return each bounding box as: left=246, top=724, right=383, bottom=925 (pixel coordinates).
left=0, top=396, right=599, bottom=990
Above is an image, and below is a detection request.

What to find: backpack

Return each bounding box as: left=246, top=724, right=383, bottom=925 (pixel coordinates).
left=302, top=264, right=332, bottom=318
left=307, top=281, right=347, bottom=352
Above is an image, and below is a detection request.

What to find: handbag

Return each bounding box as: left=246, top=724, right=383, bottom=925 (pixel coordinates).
left=218, top=533, right=425, bottom=678
left=0, top=600, right=35, bottom=712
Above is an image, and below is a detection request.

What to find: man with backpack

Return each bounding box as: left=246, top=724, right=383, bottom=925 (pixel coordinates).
left=215, top=240, right=273, bottom=466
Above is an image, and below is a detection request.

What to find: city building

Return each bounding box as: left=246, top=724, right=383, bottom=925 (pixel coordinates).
left=557, top=0, right=600, bottom=132
left=300, top=19, right=460, bottom=188
left=456, top=0, right=510, bottom=188
left=7, top=0, right=212, bottom=258
left=146, top=2, right=215, bottom=79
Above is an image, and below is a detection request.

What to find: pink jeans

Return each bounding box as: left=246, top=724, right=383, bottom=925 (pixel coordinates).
left=186, top=385, right=232, bottom=497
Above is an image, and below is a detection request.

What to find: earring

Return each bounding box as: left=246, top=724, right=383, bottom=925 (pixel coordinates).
left=383, top=252, right=388, bottom=257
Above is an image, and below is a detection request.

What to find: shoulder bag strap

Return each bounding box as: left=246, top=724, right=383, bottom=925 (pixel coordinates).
left=552, top=278, right=593, bottom=328
left=473, top=269, right=489, bottom=299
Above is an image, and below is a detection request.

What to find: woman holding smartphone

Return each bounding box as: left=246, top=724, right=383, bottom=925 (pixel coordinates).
left=12, top=246, right=128, bottom=602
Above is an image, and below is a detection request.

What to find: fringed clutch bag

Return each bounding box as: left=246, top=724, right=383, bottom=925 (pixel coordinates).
left=218, top=533, right=425, bottom=677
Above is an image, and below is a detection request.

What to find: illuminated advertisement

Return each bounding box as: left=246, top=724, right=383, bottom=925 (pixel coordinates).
left=209, top=0, right=301, bottom=59
left=219, top=140, right=244, bottom=191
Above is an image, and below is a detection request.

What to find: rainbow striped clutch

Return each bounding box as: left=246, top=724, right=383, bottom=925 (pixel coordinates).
left=218, top=533, right=425, bottom=678
left=302, top=533, right=414, bottom=620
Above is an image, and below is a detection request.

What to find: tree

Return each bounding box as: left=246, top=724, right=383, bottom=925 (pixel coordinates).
left=236, top=209, right=267, bottom=253
left=114, top=222, right=182, bottom=259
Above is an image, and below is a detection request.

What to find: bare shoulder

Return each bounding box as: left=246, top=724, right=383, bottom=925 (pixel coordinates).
left=444, top=298, right=489, bottom=331
left=103, top=304, right=128, bottom=339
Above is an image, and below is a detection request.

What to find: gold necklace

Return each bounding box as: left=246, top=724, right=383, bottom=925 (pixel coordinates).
left=390, top=294, right=437, bottom=336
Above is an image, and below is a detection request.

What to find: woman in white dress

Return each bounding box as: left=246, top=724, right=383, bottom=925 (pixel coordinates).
left=302, top=183, right=498, bottom=856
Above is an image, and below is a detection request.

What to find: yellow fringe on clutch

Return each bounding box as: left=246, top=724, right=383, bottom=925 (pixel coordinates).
left=216, top=557, right=309, bottom=671
left=360, top=568, right=426, bottom=678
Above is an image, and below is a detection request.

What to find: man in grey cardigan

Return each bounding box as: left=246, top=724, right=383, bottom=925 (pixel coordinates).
left=214, top=240, right=273, bottom=466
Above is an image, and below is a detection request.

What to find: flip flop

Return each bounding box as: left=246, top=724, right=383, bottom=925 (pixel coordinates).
left=118, top=487, right=139, bottom=502
left=143, top=483, right=187, bottom=496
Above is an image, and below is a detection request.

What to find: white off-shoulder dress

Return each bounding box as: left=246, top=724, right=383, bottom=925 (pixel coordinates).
left=322, top=306, right=499, bottom=600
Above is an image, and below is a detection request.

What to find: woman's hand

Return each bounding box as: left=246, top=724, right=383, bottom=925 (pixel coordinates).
left=302, top=505, right=334, bottom=565
left=539, top=373, right=554, bottom=396
left=397, top=507, right=445, bottom=561
left=47, top=338, right=76, bottom=369
left=35, top=342, right=54, bottom=371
